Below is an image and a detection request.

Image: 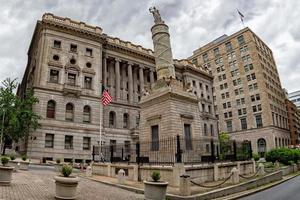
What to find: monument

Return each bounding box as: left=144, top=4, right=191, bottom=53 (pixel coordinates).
left=139, top=7, right=205, bottom=148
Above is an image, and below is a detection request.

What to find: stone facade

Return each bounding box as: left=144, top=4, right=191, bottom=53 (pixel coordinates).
left=188, top=27, right=290, bottom=153
left=285, top=99, right=300, bottom=145
left=18, top=13, right=216, bottom=162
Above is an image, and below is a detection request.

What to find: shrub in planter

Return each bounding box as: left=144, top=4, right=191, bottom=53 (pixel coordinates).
left=56, top=158, right=61, bottom=164
left=9, top=155, right=16, bottom=161
left=144, top=171, right=168, bottom=200
left=0, top=156, right=14, bottom=185
left=253, top=153, right=260, bottom=161
left=21, top=155, right=28, bottom=161
left=54, top=165, right=79, bottom=199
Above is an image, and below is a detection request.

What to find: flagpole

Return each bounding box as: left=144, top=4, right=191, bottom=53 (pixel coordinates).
left=99, top=82, right=103, bottom=158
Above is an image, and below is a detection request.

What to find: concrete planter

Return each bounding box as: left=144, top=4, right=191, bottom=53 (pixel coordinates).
left=0, top=166, right=14, bottom=185
left=144, top=180, right=168, bottom=200
left=8, top=160, right=20, bottom=171
left=54, top=175, right=79, bottom=199
left=19, top=161, right=30, bottom=170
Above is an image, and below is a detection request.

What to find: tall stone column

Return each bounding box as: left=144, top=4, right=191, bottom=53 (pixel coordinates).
left=133, top=68, right=138, bottom=102
left=149, top=68, right=155, bottom=87
left=103, top=54, right=107, bottom=87
left=108, top=59, right=114, bottom=91
left=128, top=62, right=133, bottom=103
left=150, top=7, right=175, bottom=81
left=115, top=58, right=121, bottom=101
left=139, top=65, right=144, bottom=93
left=121, top=63, right=127, bottom=100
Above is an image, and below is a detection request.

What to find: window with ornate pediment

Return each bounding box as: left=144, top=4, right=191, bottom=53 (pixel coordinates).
left=49, top=69, right=59, bottom=83
left=67, top=73, right=76, bottom=85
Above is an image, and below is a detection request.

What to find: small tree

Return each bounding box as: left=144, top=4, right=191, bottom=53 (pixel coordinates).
left=219, top=132, right=231, bottom=159
left=0, top=78, right=41, bottom=155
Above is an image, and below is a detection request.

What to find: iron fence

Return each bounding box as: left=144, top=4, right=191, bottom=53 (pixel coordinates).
left=92, top=135, right=252, bottom=165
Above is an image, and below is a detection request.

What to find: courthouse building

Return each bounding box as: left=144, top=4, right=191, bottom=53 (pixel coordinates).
left=18, top=13, right=217, bottom=162
left=189, top=28, right=290, bottom=155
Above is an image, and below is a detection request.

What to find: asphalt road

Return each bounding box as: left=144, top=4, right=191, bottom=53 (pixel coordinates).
left=240, top=175, right=300, bottom=200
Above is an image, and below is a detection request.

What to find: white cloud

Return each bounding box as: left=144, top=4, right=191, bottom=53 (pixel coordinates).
left=0, top=0, right=299, bottom=92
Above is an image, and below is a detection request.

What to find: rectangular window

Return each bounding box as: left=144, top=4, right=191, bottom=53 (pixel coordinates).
left=54, top=40, right=61, bottom=48
left=237, top=35, right=245, bottom=45
left=86, top=48, right=93, bottom=56
left=45, top=134, right=54, bottom=148
left=151, top=125, right=159, bottom=151
left=83, top=137, right=91, bottom=150
left=49, top=69, right=59, bottom=83
left=84, top=77, right=92, bottom=89
left=214, top=48, right=220, bottom=57
left=70, top=44, right=77, bottom=52
left=124, top=141, right=131, bottom=153
left=256, top=115, right=263, bottom=128
left=110, top=140, right=116, bottom=153
left=202, top=53, right=208, bottom=63
left=210, top=124, right=214, bottom=136
left=240, top=118, right=247, bottom=130
left=225, top=42, right=233, bottom=52
left=65, top=135, right=73, bottom=149
left=67, top=73, right=76, bottom=85
left=226, top=121, right=232, bottom=132
left=184, top=124, right=192, bottom=150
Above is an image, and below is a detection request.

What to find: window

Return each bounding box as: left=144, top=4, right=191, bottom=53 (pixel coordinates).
left=83, top=137, right=91, bottom=150
left=65, top=135, right=73, bottom=149
left=206, top=144, right=210, bottom=153
left=123, top=113, right=129, bottom=128
left=202, top=53, right=208, bottom=63
left=110, top=140, right=116, bottom=152
left=257, top=138, right=266, bottom=157
left=256, top=115, right=263, bottom=128
left=210, top=124, right=214, bottom=136
left=70, top=44, right=77, bottom=52
left=109, top=111, right=116, bottom=128
left=227, top=52, right=236, bottom=61
left=225, top=42, right=233, bottom=52
left=49, top=69, right=59, bottom=83
left=240, top=45, right=248, bottom=54
left=53, top=54, right=60, bottom=61
left=65, top=103, right=74, bottom=121
left=84, top=77, right=92, bottom=89
left=184, top=124, right=192, bottom=150
left=54, top=40, right=61, bottom=48
left=86, top=48, right=93, bottom=56
left=70, top=58, right=76, bottom=65
left=124, top=141, right=131, bottom=153
left=46, top=100, right=56, bottom=119
left=237, top=35, right=245, bottom=45
left=214, top=48, right=220, bottom=57
left=244, top=64, right=253, bottom=72
left=231, top=69, right=239, bottom=77
left=83, top=106, right=91, bottom=123
left=67, top=73, right=76, bottom=85
left=203, top=123, right=207, bottom=136
left=45, top=134, right=54, bottom=148
left=240, top=118, right=247, bottom=130
left=233, top=78, right=242, bottom=86
left=151, top=125, right=159, bottom=151
left=86, top=62, right=92, bottom=68
left=226, top=120, right=232, bottom=132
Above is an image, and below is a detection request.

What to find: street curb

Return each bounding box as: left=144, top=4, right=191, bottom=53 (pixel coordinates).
left=215, top=172, right=300, bottom=200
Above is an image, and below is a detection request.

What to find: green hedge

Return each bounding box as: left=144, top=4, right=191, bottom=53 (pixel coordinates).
left=266, top=148, right=300, bottom=165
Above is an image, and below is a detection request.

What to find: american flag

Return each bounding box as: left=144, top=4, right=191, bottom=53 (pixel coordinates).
left=237, top=9, right=244, bottom=22
left=101, top=84, right=112, bottom=106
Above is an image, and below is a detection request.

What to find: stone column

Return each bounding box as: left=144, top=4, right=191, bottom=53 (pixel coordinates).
left=133, top=68, right=138, bottom=102
left=139, top=65, right=144, bottom=93
left=103, top=54, right=107, bottom=87
left=121, top=63, right=126, bottom=100
left=108, top=59, right=114, bottom=91
left=128, top=62, right=133, bottom=103
left=115, top=58, right=121, bottom=101
left=179, top=175, right=191, bottom=196
left=150, top=68, right=154, bottom=87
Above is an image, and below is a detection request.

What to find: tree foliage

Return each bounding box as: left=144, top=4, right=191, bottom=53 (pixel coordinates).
left=0, top=78, right=40, bottom=154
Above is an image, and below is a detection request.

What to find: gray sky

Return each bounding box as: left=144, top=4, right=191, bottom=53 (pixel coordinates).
left=0, top=0, right=299, bottom=93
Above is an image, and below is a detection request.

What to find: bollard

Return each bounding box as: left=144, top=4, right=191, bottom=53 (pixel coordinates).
left=230, top=167, right=239, bottom=184
left=86, top=166, right=92, bottom=177
left=179, top=175, right=191, bottom=196
left=213, top=163, right=219, bottom=181
left=258, top=163, right=265, bottom=176
left=117, top=169, right=126, bottom=184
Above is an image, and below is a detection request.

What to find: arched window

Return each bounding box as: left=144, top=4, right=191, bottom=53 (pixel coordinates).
left=65, top=103, right=74, bottom=121
left=109, top=111, right=116, bottom=128
left=83, top=106, right=91, bottom=123
left=257, top=138, right=266, bottom=157
left=123, top=113, right=129, bottom=128
left=203, top=123, right=207, bottom=136
left=46, top=100, right=56, bottom=119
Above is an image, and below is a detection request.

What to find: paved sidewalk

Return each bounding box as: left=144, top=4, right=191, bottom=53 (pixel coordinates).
left=0, top=170, right=143, bottom=200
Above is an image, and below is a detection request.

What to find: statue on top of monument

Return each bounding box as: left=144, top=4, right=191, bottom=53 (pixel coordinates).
left=149, top=7, right=164, bottom=24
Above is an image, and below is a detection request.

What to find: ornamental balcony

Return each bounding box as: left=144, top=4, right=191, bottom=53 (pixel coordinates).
left=63, top=83, right=81, bottom=97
